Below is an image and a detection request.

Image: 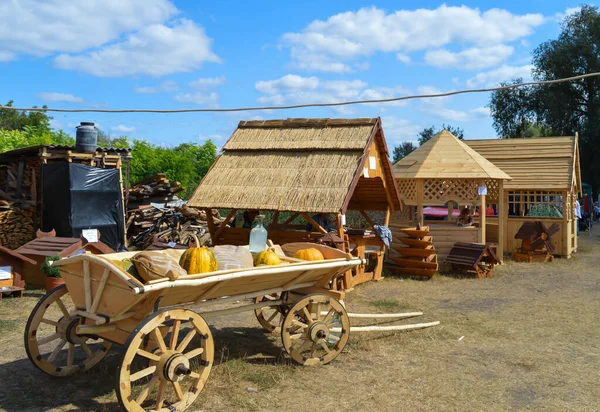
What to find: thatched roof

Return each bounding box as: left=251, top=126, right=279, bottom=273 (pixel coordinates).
left=393, top=130, right=512, bottom=180
left=465, top=136, right=580, bottom=192
left=188, top=118, right=401, bottom=213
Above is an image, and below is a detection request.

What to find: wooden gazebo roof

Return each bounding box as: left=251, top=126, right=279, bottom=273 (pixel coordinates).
left=393, top=131, right=512, bottom=180
left=188, top=117, right=402, bottom=213
left=465, top=136, right=580, bottom=193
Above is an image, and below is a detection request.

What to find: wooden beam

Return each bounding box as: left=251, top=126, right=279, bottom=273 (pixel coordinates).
left=359, top=210, right=376, bottom=229
left=562, top=190, right=569, bottom=257
left=299, top=212, right=328, bottom=234
left=416, top=180, right=424, bottom=226
left=272, top=211, right=280, bottom=225
left=204, top=208, right=216, bottom=244
left=384, top=207, right=391, bottom=226
left=15, top=160, right=25, bottom=199
left=480, top=180, right=486, bottom=244
left=213, top=209, right=237, bottom=240
left=497, top=180, right=504, bottom=262
left=447, top=201, right=454, bottom=221
left=282, top=212, right=299, bottom=225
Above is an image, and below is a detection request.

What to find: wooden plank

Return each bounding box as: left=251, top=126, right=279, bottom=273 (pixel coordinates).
left=299, top=212, right=328, bottom=234
left=15, top=160, right=25, bottom=199
left=214, top=209, right=236, bottom=240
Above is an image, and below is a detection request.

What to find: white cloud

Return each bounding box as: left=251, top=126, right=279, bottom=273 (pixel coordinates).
left=282, top=5, right=544, bottom=72
left=396, top=53, right=411, bottom=64
left=555, top=7, right=581, bottom=22
left=469, top=106, right=491, bottom=118
left=189, top=76, right=226, bottom=89
left=255, top=74, right=409, bottom=108
left=416, top=86, right=490, bottom=122
left=174, top=92, right=219, bottom=105
left=135, top=81, right=179, bottom=94
left=199, top=134, right=225, bottom=142
left=382, top=116, right=422, bottom=140
left=466, top=64, right=534, bottom=87
left=112, top=125, right=136, bottom=133
left=0, top=0, right=177, bottom=60
left=424, top=45, right=514, bottom=70
left=55, top=19, right=220, bottom=77
left=37, top=92, right=84, bottom=103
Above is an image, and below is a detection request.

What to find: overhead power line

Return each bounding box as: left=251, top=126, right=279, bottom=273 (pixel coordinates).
left=2, top=72, right=599, bottom=114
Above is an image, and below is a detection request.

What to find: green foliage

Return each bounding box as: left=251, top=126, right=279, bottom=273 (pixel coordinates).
left=0, top=100, right=51, bottom=132
left=392, top=141, right=417, bottom=163
left=418, top=124, right=464, bottom=145
left=41, top=255, right=62, bottom=278
left=489, top=5, right=600, bottom=190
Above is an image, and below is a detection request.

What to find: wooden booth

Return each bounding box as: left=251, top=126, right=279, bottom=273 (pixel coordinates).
left=187, top=117, right=403, bottom=290
left=0, top=245, right=35, bottom=301
left=391, top=131, right=512, bottom=264
left=466, top=135, right=581, bottom=258
left=15, top=230, right=114, bottom=288
left=0, top=144, right=132, bottom=249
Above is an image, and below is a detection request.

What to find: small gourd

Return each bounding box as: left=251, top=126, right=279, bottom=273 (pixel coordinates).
left=179, top=234, right=218, bottom=274
left=254, top=249, right=281, bottom=266
left=294, top=248, right=325, bottom=261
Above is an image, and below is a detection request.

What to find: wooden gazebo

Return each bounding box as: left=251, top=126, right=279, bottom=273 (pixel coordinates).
left=466, top=135, right=581, bottom=258
left=391, top=131, right=512, bottom=261
left=188, top=117, right=402, bottom=289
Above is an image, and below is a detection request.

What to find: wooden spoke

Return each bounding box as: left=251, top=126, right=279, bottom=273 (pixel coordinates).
left=47, top=339, right=66, bottom=363
left=254, top=293, right=284, bottom=333
left=266, top=311, right=279, bottom=323
left=281, top=294, right=350, bottom=366
left=38, top=333, right=61, bottom=346
left=55, top=298, right=71, bottom=320
left=117, top=309, right=214, bottom=412
left=155, top=379, right=167, bottom=409
left=172, top=381, right=184, bottom=401
left=185, top=347, right=204, bottom=359
left=170, top=320, right=181, bottom=350
left=130, top=366, right=157, bottom=382
left=40, top=318, right=59, bottom=326
left=137, top=349, right=160, bottom=362
left=152, top=328, right=168, bottom=353
left=136, top=376, right=159, bottom=405
left=24, top=284, right=112, bottom=378
left=67, top=343, right=74, bottom=368
left=176, top=329, right=196, bottom=353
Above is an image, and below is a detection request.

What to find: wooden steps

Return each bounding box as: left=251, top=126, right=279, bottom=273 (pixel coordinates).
left=388, top=226, right=438, bottom=278
left=398, top=236, right=433, bottom=248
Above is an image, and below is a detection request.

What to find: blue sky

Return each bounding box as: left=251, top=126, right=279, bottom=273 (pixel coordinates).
left=0, top=1, right=582, bottom=149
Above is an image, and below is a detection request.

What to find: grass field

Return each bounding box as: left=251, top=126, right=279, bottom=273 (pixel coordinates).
left=1, top=234, right=599, bottom=411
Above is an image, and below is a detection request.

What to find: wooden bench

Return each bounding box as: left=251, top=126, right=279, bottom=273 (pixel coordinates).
left=444, top=242, right=500, bottom=278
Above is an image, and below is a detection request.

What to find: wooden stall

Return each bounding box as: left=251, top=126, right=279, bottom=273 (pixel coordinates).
left=187, top=117, right=403, bottom=290
left=391, top=131, right=512, bottom=263
left=0, top=144, right=132, bottom=249
left=466, top=136, right=581, bottom=258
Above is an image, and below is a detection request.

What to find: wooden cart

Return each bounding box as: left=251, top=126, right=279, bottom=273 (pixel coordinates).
left=24, top=243, right=363, bottom=412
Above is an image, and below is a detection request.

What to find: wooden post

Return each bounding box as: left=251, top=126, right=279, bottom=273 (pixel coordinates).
left=359, top=210, right=376, bottom=229
left=480, top=180, right=486, bottom=244
left=213, top=209, right=237, bottom=240
left=497, top=180, right=504, bottom=262
left=15, top=160, right=25, bottom=200
left=416, top=180, right=424, bottom=226
left=503, top=187, right=509, bottom=255
left=204, top=208, right=216, bottom=245
left=384, top=206, right=391, bottom=226
left=272, top=211, right=280, bottom=225
left=447, top=201, right=453, bottom=222
left=299, top=212, right=328, bottom=234
left=562, top=190, right=569, bottom=257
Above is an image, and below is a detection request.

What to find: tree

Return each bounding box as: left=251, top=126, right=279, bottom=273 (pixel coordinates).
left=489, top=6, right=600, bottom=189
left=392, top=141, right=416, bottom=163
left=0, top=100, right=52, bottom=132
left=418, top=124, right=464, bottom=145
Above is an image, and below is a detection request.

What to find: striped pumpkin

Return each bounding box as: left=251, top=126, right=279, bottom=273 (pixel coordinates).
left=179, top=235, right=218, bottom=274
left=254, top=249, right=281, bottom=266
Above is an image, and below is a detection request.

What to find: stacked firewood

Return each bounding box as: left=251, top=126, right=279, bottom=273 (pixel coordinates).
left=0, top=204, right=35, bottom=249
left=128, top=173, right=184, bottom=204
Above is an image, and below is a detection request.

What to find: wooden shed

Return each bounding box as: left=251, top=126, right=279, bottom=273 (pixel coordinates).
left=188, top=117, right=402, bottom=289
left=391, top=130, right=512, bottom=261
left=465, top=136, right=581, bottom=258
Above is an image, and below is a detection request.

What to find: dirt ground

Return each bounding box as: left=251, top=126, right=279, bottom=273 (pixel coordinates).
left=1, top=233, right=599, bottom=412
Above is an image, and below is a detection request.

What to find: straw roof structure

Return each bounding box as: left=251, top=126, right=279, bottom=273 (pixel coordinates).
left=393, top=130, right=512, bottom=180
left=465, top=136, right=580, bottom=192
left=188, top=118, right=401, bottom=213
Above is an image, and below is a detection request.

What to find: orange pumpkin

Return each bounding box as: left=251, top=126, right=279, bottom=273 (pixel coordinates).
left=294, top=248, right=325, bottom=261
left=254, top=249, right=281, bottom=266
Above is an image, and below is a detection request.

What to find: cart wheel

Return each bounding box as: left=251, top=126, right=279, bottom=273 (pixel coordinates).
left=281, top=294, right=350, bottom=366
left=117, top=308, right=214, bottom=412
left=24, top=284, right=112, bottom=377
left=254, top=293, right=285, bottom=333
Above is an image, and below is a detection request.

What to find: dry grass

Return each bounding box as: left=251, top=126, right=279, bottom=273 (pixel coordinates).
left=2, top=234, right=600, bottom=411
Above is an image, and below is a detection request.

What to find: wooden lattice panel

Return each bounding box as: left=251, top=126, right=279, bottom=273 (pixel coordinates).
left=396, top=179, right=417, bottom=202
left=484, top=180, right=500, bottom=203
left=422, top=179, right=480, bottom=204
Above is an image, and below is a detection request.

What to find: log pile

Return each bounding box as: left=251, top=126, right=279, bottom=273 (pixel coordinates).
left=128, top=173, right=184, bottom=205
left=0, top=203, right=35, bottom=249
left=126, top=174, right=221, bottom=250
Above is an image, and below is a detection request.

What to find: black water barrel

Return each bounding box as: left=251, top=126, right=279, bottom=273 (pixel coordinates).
left=75, top=122, right=98, bottom=153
